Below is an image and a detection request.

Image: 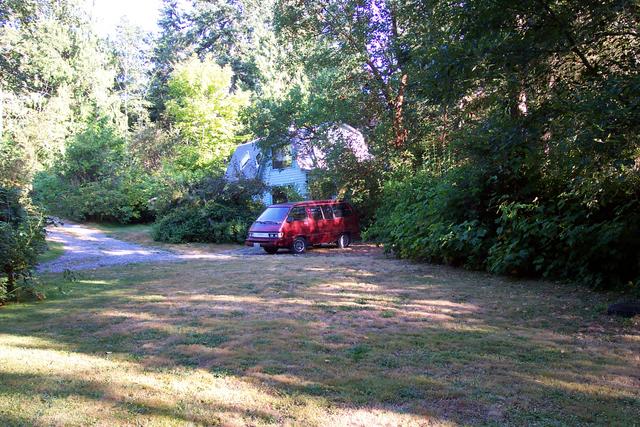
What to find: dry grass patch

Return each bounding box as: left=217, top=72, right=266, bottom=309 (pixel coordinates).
left=0, top=253, right=638, bottom=426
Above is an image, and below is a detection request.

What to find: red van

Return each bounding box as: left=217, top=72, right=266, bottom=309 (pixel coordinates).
left=245, top=200, right=360, bottom=254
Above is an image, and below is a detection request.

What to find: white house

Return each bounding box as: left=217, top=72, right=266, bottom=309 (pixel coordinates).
left=225, top=124, right=370, bottom=205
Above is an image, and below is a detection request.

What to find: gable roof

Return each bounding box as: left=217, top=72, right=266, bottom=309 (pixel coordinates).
left=225, top=124, right=371, bottom=181
left=224, top=140, right=262, bottom=181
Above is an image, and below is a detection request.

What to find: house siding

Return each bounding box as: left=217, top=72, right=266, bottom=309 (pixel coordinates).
left=261, top=158, right=309, bottom=205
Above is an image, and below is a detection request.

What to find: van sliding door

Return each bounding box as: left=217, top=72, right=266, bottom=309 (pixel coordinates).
left=308, top=206, right=324, bottom=244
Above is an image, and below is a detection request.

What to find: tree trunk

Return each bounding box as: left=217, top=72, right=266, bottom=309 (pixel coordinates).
left=392, top=73, right=408, bottom=148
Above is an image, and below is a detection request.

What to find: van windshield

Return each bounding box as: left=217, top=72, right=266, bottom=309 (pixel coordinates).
left=255, top=207, right=290, bottom=224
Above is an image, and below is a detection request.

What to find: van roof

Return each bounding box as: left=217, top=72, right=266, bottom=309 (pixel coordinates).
left=269, top=200, right=347, bottom=208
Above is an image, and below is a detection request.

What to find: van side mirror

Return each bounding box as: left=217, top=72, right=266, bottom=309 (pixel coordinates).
left=286, top=216, right=293, bottom=223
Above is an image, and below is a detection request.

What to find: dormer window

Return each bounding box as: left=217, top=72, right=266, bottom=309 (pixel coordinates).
left=272, top=146, right=292, bottom=169
left=240, top=152, right=251, bottom=170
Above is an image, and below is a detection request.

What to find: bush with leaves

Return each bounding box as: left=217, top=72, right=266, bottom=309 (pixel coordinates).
left=34, top=118, right=157, bottom=223
left=368, top=164, right=640, bottom=289
left=152, top=176, right=266, bottom=243
left=365, top=168, right=491, bottom=269
left=0, top=187, right=47, bottom=303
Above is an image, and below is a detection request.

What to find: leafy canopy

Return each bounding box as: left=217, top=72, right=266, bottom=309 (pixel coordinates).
left=165, top=55, right=249, bottom=174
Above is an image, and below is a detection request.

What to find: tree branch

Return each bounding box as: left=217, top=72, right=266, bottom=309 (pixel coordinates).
left=538, top=0, right=599, bottom=76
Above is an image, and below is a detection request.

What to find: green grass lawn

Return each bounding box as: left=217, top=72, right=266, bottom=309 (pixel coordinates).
left=1, top=254, right=638, bottom=426
left=36, top=240, right=65, bottom=263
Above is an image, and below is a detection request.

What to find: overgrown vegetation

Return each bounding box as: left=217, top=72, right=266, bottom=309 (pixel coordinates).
left=0, top=187, right=46, bottom=303
left=151, top=177, right=266, bottom=243
left=270, top=0, right=640, bottom=289
left=2, top=0, right=639, bottom=289
left=34, top=118, right=157, bottom=223
left=357, top=0, right=640, bottom=289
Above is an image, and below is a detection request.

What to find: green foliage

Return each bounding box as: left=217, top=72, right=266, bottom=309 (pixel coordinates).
left=369, top=166, right=640, bottom=289
left=59, top=118, right=126, bottom=183
left=3, top=0, right=639, bottom=292
left=108, top=17, right=153, bottom=131
left=271, top=184, right=305, bottom=203
left=33, top=118, right=157, bottom=223
left=0, top=187, right=46, bottom=303
left=152, top=177, right=266, bottom=244
left=487, top=199, right=640, bottom=289
left=1, top=0, right=126, bottom=171
left=0, top=139, right=31, bottom=188
left=358, top=0, right=640, bottom=290
left=165, top=55, right=249, bottom=175
left=365, top=170, right=491, bottom=270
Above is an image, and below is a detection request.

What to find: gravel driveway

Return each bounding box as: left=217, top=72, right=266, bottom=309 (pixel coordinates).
left=37, top=223, right=382, bottom=273
left=37, top=223, right=245, bottom=273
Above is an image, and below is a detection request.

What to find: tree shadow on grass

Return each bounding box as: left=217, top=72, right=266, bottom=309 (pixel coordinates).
left=1, top=257, right=639, bottom=425
left=0, top=370, right=284, bottom=426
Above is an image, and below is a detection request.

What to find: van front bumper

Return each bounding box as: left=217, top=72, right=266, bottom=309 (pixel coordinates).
left=245, top=237, right=290, bottom=248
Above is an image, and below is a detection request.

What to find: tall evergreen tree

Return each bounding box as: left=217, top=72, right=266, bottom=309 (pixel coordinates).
left=148, top=0, right=189, bottom=121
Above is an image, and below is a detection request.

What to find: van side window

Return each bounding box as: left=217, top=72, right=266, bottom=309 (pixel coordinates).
left=289, top=206, right=307, bottom=221
left=333, top=203, right=352, bottom=218
left=321, top=205, right=334, bottom=220
left=309, top=206, right=323, bottom=220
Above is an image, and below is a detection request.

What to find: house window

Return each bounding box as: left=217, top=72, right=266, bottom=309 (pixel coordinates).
left=240, top=152, right=251, bottom=169
left=272, top=146, right=292, bottom=169
left=271, top=188, right=288, bottom=204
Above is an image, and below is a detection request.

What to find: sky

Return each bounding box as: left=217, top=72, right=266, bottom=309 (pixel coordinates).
left=82, top=0, right=164, bottom=36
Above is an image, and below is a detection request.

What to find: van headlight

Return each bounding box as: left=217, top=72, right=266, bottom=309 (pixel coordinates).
left=268, top=232, right=283, bottom=238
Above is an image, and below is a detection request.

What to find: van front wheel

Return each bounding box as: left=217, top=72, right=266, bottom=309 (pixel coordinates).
left=291, top=237, right=307, bottom=254
left=337, top=233, right=351, bottom=249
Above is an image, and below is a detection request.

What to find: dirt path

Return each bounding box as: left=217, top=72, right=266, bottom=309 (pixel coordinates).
left=37, top=223, right=238, bottom=273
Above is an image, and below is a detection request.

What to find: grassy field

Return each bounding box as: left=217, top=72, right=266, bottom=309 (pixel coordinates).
left=1, top=252, right=639, bottom=426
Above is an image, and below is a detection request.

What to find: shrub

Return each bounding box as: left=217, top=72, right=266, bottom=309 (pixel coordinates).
left=0, top=187, right=46, bottom=303
left=365, top=168, right=491, bottom=269
left=33, top=118, right=158, bottom=224
left=367, top=167, right=640, bottom=290
left=488, top=199, right=640, bottom=288
left=152, top=177, right=266, bottom=244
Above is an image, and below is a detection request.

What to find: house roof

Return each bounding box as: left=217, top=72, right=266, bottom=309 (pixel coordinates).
left=225, top=124, right=371, bottom=181
left=224, top=140, right=262, bottom=181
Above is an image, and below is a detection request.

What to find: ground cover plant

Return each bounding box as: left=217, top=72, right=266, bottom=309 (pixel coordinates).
left=1, top=253, right=638, bottom=425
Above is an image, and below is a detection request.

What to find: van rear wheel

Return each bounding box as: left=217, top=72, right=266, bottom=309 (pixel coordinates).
left=337, top=233, right=351, bottom=249
left=263, top=246, right=278, bottom=254
left=291, top=237, right=307, bottom=254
